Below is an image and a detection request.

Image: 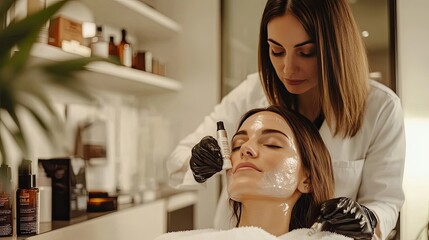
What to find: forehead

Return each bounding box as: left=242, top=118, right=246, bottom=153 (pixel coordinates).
left=239, top=111, right=293, bottom=134
left=267, top=13, right=309, bottom=45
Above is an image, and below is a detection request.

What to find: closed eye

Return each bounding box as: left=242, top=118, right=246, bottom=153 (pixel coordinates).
left=271, top=50, right=285, bottom=57
left=231, top=146, right=241, bottom=152
left=264, top=144, right=282, bottom=149
left=299, top=51, right=315, bottom=58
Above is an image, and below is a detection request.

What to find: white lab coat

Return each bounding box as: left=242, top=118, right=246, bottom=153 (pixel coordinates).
left=166, top=73, right=405, bottom=240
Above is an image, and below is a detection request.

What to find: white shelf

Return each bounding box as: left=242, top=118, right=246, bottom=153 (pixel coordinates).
left=78, top=0, right=182, bottom=42
left=30, top=43, right=182, bottom=95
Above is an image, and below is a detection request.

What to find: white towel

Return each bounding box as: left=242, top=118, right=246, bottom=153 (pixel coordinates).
left=154, top=227, right=352, bottom=240
left=154, top=227, right=276, bottom=240
left=280, top=228, right=352, bottom=240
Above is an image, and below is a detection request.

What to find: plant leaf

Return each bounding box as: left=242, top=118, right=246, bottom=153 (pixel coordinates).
left=16, top=79, right=58, bottom=118
left=42, top=56, right=113, bottom=76
left=0, top=108, right=28, bottom=156
left=20, top=102, right=58, bottom=149
left=0, top=0, right=68, bottom=69
left=0, top=124, right=7, bottom=165
left=0, top=0, right=15, bottom=20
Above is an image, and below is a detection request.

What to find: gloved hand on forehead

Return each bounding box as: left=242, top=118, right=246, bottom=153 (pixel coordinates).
left=315, top=197, right=378, bottom=240
left=190, top=136, right=223, bottom=183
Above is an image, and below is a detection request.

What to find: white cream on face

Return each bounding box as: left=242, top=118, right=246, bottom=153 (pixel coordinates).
left=228, top=112, right=302, bottom=202
left=250, top=115, right=300, bottom=198
left=250, top=115, right=288, bottom=132
left=259, top=156, right=299, bottom=198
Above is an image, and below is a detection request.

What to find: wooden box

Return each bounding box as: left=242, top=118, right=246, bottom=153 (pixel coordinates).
left=48, top=16, right=83, bottom=47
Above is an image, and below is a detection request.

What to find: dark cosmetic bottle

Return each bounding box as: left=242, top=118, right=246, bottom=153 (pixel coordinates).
left=16, top=160, right=39, bottom=236
left=0, top=164, right=13, bottom=237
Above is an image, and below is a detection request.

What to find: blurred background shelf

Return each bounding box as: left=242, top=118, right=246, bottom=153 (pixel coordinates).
left=78, top=0, right=182, bottom=42
left=30, top=43, right=183, bottom=96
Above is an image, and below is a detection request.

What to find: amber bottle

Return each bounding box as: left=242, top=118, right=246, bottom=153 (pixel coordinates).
left=0, top=164, right=12, bottom=237
left=108, top=35, right=119, bottom=60
left=16, top=159, right=39, bottom=236
left=118, top=29, right=132, bottom=67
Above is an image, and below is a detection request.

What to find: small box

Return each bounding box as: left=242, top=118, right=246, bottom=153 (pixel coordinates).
left=38, top=157, right=87, bottom=220
left=133, top=51, right=152, bottom=72
left=48, top=16, right=83, bottom=48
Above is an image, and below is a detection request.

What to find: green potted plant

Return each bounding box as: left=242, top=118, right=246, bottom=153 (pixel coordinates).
left=0, top=0, right=103, bottom=166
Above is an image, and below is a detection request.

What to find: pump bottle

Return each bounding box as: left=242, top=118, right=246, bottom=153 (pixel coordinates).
left=0, top=164, right=13, bottom=237
left=16, top=159, right=39, bottom=235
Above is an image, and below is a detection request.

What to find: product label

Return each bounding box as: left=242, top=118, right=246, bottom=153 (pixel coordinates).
left=0, top=195, right=9, bottom=207
left=0, top=194, right=12, bottom=236
left=217, top=134, right=232, bottom=170
left=17, top=189, right=39, bottom=235
left=123, top=45, right=132, bottom=67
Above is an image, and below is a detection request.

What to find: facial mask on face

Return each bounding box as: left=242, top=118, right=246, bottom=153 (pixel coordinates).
left=258, top=122, right=299, bottom=198
left=259, top=156, right=299, bottom=198
left=250, top=115, right=288, bottom=132
left=228, top=112, right=302, bottom=202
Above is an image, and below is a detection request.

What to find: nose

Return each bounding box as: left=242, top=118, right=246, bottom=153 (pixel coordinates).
left=282, top=54, right=297, bottom=75
left=240, top=141, right=258, bottom=158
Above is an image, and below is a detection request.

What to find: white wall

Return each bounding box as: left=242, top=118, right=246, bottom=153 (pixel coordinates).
left=397, top=0, right=429, bottom=239
left=141, top=0, right=221, bottom=229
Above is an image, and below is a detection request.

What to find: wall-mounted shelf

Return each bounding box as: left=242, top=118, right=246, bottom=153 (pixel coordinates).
left=78, top=0, right=182, bottom=42
left=30, top=43, right=182, bottom=95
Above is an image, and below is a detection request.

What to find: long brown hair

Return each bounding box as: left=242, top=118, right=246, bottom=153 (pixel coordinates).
left=258, top=0, right=368, bottom=137
left=231, top=105, right=334, bottom=230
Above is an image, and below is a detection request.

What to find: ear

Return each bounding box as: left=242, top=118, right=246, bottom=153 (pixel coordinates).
left=297, top=171, right=311, bottom=194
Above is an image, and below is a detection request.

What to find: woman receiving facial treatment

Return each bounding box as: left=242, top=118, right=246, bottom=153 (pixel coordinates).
left=156, top=106, right=374, bottom=239
left=167, top=0, right=405, bottom=238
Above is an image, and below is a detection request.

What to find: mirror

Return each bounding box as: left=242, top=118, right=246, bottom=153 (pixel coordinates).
left=221, top=0, right=397, bottom=96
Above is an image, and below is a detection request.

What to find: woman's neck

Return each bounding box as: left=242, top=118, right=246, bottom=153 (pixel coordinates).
left=297, top=87, right=321, bottom=122
left=238, top=198, right=295, bottom=236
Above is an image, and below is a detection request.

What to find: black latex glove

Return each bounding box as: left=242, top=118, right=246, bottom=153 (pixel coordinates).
left=317, top=197, right=378, bottom=240
left=190, top=136, right=223, bottom=183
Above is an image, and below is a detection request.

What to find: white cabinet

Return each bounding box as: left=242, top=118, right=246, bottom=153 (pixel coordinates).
left=27, top=200, right=167, bottom=240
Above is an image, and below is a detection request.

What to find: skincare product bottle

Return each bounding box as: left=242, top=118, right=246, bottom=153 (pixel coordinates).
left=90, top=25, right=108, bottom=58
left=0, top=164, right=13, bottom=237
left=37, top=164, right=52, bottom=223
left=118, top=28, right=132, bottom=67
left=108, top=35, right=118, bottom=59
left=216, top=121, right=232, bottom=170
left=16, top=159, right=39, bottom=236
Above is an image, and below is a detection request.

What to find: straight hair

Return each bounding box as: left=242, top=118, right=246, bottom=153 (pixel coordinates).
left=258, top=0, right=369, bottom=137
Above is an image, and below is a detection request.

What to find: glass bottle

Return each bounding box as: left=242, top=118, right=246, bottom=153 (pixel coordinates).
left=90, top=25, right=109, bottom=58
left=118, top=29, right=132, bottom=67
left=108, top=36, right=119, bottom=60
left=0, top=164, right=13, bottom=237
left=16, top=159, right=39, bottom=236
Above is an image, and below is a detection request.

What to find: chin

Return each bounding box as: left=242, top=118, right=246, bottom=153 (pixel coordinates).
left=228, top=180, right=259, bottom=201
left=284, top=85, right=311, bottom=95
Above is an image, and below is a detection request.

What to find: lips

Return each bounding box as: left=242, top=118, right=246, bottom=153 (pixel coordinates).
left=234, top=162, right=262, bottom=173
left=284, top=79, right=305, bottom=85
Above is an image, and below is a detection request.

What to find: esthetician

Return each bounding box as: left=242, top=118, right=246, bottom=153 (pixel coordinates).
left=166, top=0, right=405, bottom=239
left=158, top=106, right=353, bottom=240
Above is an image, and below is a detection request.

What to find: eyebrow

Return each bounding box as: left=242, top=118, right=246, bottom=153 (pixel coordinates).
left=267, top=39, right=314, bottom=48
left=232, top=128, right=290, bottom=140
